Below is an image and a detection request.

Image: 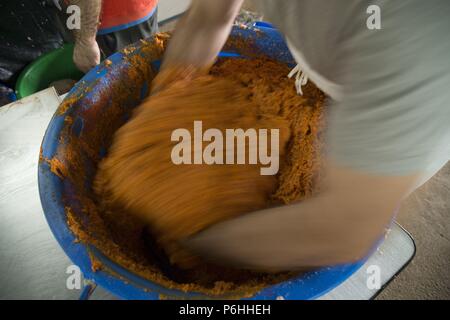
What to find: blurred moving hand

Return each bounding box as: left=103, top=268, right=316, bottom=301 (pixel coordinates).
left=152, top=0, right=243, bottom=92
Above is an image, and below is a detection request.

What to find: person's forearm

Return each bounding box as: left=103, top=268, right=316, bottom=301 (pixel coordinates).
left=69, top=0, right=102, bottom=43
left=161, top=0, right=243, bottom=70
left=68, top=0, right=102, bottom=72
left=188, top=194, right=384, bottom=270
left=186, top=163, right=419, bottom=271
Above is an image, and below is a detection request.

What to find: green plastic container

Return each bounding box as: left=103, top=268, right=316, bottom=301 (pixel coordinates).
left=15, top=44, right=84, bottom=99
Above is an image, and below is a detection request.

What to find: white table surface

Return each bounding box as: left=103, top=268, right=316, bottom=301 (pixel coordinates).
left=0, top=88, right=415, bottom=300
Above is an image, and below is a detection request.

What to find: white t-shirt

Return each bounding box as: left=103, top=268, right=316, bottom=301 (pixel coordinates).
left=257, top=0, right=450, bottom=185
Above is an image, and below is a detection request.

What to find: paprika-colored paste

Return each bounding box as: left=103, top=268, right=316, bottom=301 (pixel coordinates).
left=46, top=33, right=326, bottom=298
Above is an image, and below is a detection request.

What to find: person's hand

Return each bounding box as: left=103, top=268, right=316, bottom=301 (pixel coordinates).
left=151, top=0, right=243, bottom=93
left=73, top=38, right=101, bottom=73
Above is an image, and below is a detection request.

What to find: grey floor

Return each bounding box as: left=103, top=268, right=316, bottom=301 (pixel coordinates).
left=377, top=163, right=450, bottom=299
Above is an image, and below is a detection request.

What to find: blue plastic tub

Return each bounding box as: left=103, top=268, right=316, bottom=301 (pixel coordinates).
left=38, top=25, right=365, bottom=300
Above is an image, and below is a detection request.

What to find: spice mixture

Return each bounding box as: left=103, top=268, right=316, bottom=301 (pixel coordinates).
left=42, top=32, right=326, bottom=298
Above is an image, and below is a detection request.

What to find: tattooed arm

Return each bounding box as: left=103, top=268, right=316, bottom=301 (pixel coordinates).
left=68, top=0, right=102, bottom=72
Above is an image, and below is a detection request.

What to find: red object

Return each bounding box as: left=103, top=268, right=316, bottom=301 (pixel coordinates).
left=98, top=0, right=158, bottom=32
